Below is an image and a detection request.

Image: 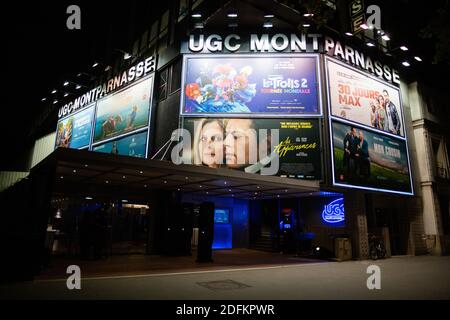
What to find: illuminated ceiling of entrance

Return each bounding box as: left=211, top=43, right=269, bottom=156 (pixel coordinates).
left=35, top=148, right=320, bottom=201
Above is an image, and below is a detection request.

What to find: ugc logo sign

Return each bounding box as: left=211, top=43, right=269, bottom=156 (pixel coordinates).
left=322, top=198, right=345, bottom=224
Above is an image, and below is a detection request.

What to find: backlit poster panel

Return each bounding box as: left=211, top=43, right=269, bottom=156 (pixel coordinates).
left=327, top=58, right=404, bottom=137
left=93, top=77, right=153, bottom=144
left=92, top=131, right=147, bottom=158
left=55, top=105, right=94, bottom=149
left=182, top=54, right=321, bottom=116
left=182, top=118, right=322, bottom=180
left=331, top=120, right=413, bottom=194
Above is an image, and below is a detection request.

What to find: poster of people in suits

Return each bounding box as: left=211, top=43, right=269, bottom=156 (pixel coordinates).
left=332, top=120, right=412, bottom=194
left=327, top=58, right=404, bottom=137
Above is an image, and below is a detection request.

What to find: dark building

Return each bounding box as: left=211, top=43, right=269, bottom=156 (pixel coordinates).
left=2, top=0, right=449, bottom=281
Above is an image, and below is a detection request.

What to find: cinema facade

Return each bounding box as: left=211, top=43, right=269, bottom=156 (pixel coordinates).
left=7, top=3, right=449, bottom=279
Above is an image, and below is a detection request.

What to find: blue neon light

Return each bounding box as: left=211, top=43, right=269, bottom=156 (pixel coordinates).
left=212, top=223, right=232, bottom=249
left=322, top=198, right=345, bottom=224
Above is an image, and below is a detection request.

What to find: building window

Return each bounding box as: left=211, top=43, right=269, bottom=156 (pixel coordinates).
left=132, top=39, right=139, bottom=61
left=170, top=58, right=182, bottom=94
left=160, top=10, right=169, bottom=39
left=431, top=136, right=450, bottom=180
left=178, top=0, right=189, bottom=22
left=192, top=0, right=205, bottom=10
left=149, top=21, right=158, bottom=45
left=140, top=30, right=149, bottom=53
left=158, top=68, right=169, bottom=101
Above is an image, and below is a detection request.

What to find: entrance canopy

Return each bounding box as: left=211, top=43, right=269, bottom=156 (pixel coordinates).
left=32, top=148, right=319, bottom=201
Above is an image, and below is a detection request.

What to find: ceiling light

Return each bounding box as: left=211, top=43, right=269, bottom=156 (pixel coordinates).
left=263, top=22, right=273, bottom=28
left=123, top=53, right=132, bottom=60
left=345, top=32, right=353, bottom=36
left=64, top=93, right=69, bottom=97
left=360, top=23, right=369, bottom=30
left=303, top=24, right=311, bottom=27
left=366, top=42, right=375, bottom=47
left=227, top=13, right=238, bottom=18
left=303, top=13, right=314, bottom=17
left=414, top=56, right=422, bottom=62
left=264, top=14, right=274, bottom=18
left=400, top=46, right=408, bottom=51
left=51, top=89, right=57, bottom=94
left=194, top=23, right=204, bottom=29
left=76, top=85, right=82, bottom=90
left=191, top=13, right=202, bottom=18
left=92, top=62, right=99, bottom=68
left=53, top=100, right=58, bottom=104
left=382, top=34, right=390, bottom=41
left=402, top=61, right=410, bottom=67
left=41, top=98, right=47, bottom=102
left=63, top=81, right=69, bottom=86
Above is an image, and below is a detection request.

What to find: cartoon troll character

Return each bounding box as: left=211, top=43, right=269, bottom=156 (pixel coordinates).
left=232, top=66, right=256, bottom=103
left=185, top=83, right=202, bottom=103
left=212, top=64, right=236, bottom=101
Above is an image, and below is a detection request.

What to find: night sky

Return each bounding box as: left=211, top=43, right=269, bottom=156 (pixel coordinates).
left=3, top=0, right=448, bottom=170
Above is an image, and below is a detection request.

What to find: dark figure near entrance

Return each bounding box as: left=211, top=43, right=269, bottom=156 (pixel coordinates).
left=343, top=127, right=360, bottom=180
left=358, top=131, right=371, bottom=179
left=197, top=202, right=215, bottom=263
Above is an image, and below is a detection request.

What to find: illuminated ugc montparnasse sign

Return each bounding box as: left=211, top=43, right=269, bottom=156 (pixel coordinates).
left=58, top=56, right=155, bottom=119
left=187, top=33, right=399, bottom=85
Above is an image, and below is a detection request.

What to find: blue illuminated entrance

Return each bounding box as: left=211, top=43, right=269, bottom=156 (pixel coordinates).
left=212, top=208, right=232, bottom=249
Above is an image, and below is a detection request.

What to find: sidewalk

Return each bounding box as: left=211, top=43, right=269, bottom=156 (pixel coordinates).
left=37, top=248, right=325, bottom=280
left=2, top=255, right=449, bottom=299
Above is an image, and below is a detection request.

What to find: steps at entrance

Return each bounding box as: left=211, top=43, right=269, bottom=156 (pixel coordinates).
left=250, top=231, right=278, bottom=253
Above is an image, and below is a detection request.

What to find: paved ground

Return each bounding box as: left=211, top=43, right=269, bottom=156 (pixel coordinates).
left=35, top=249, right=325, bottom=279
left=2, top=255, right=449, bottom=300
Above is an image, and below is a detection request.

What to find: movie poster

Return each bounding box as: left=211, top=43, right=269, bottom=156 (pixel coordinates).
left=182, top=118, right=322, bottom=180
left=93, top=77, right=153, bottom=143
left=55, top=105, right=94, bottom=149
left=182, top=55, right=321, bottom=116
left=332, top=120, right=412, bottom=194
left=327, top=59, right=404, bottom=137
left=92, top=131, right=147, bottom=158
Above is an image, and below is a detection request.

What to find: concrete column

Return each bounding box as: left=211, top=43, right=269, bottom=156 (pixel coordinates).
left=344, top=191, right=369, bottom=259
